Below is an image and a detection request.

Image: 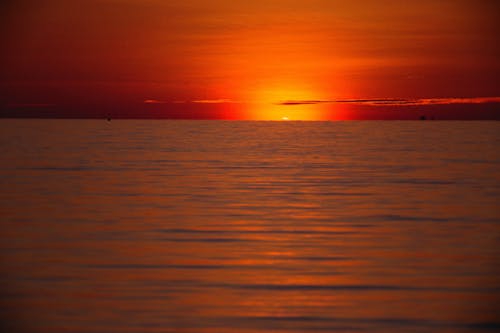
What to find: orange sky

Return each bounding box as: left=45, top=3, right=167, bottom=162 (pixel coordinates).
left=1, top=0, right=499, bottom=119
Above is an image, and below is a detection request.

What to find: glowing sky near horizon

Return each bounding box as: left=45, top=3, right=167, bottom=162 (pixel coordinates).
left=1, top=0, right=499, bottom=119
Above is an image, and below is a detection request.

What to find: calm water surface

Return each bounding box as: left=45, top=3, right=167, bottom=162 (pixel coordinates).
left=0, top=120, right=499, bottom=332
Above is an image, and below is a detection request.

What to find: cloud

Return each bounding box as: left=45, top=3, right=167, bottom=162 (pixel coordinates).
left=145, top=99, right=240, bottom=105
left=338, top=98, right=415, bottom=105
left=279, top=100, right=331, bottom=105
left=277, top=98, right=410, bottom=106
left=144, top=99, right=166, bottom=104
left=415, top=97, right=500, bottom=105
left=146, top=96, right=500, bottom=107
left=191, top=99, right=235, bottom=104
left=277, top=97, right=500, bottom=106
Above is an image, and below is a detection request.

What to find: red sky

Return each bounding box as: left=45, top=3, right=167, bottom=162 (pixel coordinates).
left=1, top=0, right=499, bottom=120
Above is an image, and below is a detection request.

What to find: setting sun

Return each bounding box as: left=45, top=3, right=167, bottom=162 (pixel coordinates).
left=0, top=0, right=498, bottom=121
left=0, top=1, right=499, bottom=333
left=242, top=83, right=333, bottom=120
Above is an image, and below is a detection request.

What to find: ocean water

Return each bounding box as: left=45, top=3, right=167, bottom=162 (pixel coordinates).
left=0, top=120, right=499, bottom=333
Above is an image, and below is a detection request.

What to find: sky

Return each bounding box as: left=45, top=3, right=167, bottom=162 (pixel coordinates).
left=1, top=0, right=499, bottom=120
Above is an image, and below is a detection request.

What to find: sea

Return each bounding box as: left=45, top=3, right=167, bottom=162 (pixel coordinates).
left=0, top=120, right=499, bottom=332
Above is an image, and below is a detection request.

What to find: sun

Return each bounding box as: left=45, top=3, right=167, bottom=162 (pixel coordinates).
left=245, top=82, right=332, bottom=120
